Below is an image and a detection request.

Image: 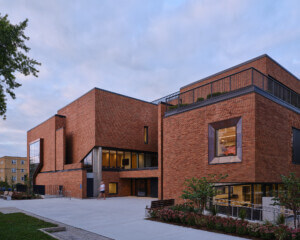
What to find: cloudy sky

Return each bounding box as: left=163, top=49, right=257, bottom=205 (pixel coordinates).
left=0, top=0, right=299, bottom=157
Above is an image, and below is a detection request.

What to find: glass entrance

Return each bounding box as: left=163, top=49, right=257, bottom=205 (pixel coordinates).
left=136, top=179, right=147, bottom=197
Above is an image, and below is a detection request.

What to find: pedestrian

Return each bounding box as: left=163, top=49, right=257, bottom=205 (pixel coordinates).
left=97, top=181, right=105, bottom=200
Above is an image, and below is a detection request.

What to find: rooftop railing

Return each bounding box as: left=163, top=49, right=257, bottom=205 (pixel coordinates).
left=166, top=67, right=300, bottom=112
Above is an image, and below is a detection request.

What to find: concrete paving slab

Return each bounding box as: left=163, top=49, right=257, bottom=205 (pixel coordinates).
left=0, top=197, right=247, bottom=240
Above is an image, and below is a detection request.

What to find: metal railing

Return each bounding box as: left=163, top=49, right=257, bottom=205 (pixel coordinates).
left=212, top=198, right=299, bottom=227
left=152, top=91, right=180, bottom=104
left=166, top=67, right=300, bottom=112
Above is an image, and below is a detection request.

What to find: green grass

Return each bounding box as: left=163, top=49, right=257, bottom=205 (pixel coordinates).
left=0, top=212, right=57, bottom=240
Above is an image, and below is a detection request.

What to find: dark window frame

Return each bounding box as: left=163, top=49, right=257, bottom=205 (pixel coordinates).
left=292, top=127, right=300, bottom=165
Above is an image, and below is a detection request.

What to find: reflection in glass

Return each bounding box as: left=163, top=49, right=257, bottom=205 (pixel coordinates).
left=116, top=151, right=123, bottom=168
left=138, top=153, right=144, bottom=168
left=124, top=152, right=131, bottom=169
left=83, top=151, right=93, bottom=172
left=216, top=126, right=237, bottom=157
left=29, top=140, right=41, bottom=185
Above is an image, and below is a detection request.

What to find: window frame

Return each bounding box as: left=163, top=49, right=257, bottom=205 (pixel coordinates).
left=11, top=160, right=17, bottom=164
left=208, top=117, right=242, bottom=164
left=292, top=127, right=300, bottom=165
left=11, top=168, right=16, bottom=173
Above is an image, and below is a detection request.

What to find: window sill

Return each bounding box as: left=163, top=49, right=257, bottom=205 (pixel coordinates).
left=209, top=155, right=241, bottom=164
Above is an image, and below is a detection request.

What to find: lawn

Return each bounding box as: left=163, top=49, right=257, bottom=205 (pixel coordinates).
left=0, top=212, right=57, bottom=240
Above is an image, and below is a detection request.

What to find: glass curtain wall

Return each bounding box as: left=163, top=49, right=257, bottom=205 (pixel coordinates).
left=29, top=140, right=41, bottom=184
left=102, top=148, right=157, bottom=170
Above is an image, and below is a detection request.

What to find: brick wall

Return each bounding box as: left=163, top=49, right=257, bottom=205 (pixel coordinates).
left=163, top=93, right=256, bottom=202
left=255, top=94, right=300, bottom=181
left=95, top=89, right=158, bottom=152
left=57, top=89, right=96, bottom=164
left=27, top=115, right=66, bottom=172
left=36, top=169, right=87, bottom=198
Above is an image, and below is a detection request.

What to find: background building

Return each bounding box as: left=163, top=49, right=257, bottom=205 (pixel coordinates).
left=0, top=156, right=28, bottom=185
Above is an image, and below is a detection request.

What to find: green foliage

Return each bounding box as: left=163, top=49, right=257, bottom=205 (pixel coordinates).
left=207, top=91, right=228, bottom=99
left=169, top=103, right=189, bottom=110
left=0, top=14, right=40, bottom=119
left=276, top=214, right=286, bottom=225
left=272, top=173, right=300, bottom=229
left=196, top=97, right=204, bottom=102
left=238, top=208, right=247, bottom=221
left=181, top=174, right=228, bottom=214
left=169, top=202, right=196, bottom=213
left=0, top=212, right=56, bottom=240
left=0, top=180, right=10, bottom=188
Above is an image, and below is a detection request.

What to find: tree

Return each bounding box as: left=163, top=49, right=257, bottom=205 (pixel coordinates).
left=181, top=174, right=228, bottom=214
left=0, top=14, right=40, bottom=119
left=272, top=173, right=300, bottom=229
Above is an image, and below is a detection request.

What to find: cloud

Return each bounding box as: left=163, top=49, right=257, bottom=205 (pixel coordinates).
left=0, top=0, right=299, bottom=156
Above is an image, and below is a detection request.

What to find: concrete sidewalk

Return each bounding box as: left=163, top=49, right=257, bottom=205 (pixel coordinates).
left=0, top=197, right=247, bottom=240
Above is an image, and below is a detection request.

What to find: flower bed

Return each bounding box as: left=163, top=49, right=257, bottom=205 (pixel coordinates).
left=148, top=207, right=300, bottom=240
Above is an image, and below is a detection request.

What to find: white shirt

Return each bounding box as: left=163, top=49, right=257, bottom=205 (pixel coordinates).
left=100, top=184, right=105, bottom=191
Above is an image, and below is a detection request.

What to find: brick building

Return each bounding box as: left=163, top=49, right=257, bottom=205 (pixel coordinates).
left=27, top=54, right=300, bottom=204
left=0, top=156, right=27, bottom=185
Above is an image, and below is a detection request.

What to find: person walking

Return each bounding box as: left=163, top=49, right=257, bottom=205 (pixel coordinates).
left=97, top=181, right=105, bottom=200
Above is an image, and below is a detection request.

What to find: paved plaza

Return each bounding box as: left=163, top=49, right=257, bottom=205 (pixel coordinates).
left=0, top=197, right=247, bottom=240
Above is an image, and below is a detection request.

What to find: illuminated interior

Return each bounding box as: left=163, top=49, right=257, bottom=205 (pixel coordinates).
left=109, top=183, right=117, bottom=194
left=216, top=126, right=237, bottom=157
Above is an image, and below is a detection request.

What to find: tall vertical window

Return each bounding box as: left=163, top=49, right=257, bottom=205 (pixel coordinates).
left=29, top=140, right=41, bottom=164
left=21, top=160, right=25, bottom=165
left=29, top=139, right=42, bottom=184
left=292, top=127, right=300, bottom=164
left=144, top=126, right=148, bottom=144
left=102, top=150, right=109, bottom=167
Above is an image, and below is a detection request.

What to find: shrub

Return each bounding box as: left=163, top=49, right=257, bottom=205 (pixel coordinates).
left=169, top=103, right=189, bottom=110
left=276, top=214, right=286, bottom=225
left=209, top=205, right=218, bottom=216
left=170, top=203, right=196, bottom=213
left=196, top=97, right=204, bottom=102
left=238, top=208, right=247, bottom=221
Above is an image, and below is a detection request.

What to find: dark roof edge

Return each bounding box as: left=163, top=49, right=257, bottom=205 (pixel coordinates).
left=94, top=87, right=157, bottom=106
left=27, top=114, right=66, bottom=133
left=0, top=156, right=27, bottom=159
left=180, top=54, right=299, bottom=90
left=57, top=87, right=157, bottom=114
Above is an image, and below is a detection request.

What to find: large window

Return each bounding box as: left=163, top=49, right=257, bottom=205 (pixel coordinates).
left=29, top=139, right=42, bottom=184
left=292, top=128, right=300, bottom=164
left=83, top=151, right=93, bottom=172
left=102, top=148, right=157, bottom=170
left=208, top=117, right=242, bottom=164
left=216, top=126, right=237, bottom=157
left=29, top=140, right=41, bottom=164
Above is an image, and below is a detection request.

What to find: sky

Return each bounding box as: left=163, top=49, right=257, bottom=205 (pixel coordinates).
left=0, top=0, right=299, bottom=157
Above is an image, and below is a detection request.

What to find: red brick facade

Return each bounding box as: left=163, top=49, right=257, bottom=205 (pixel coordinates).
left=27, top=55, right=299, bottom=201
